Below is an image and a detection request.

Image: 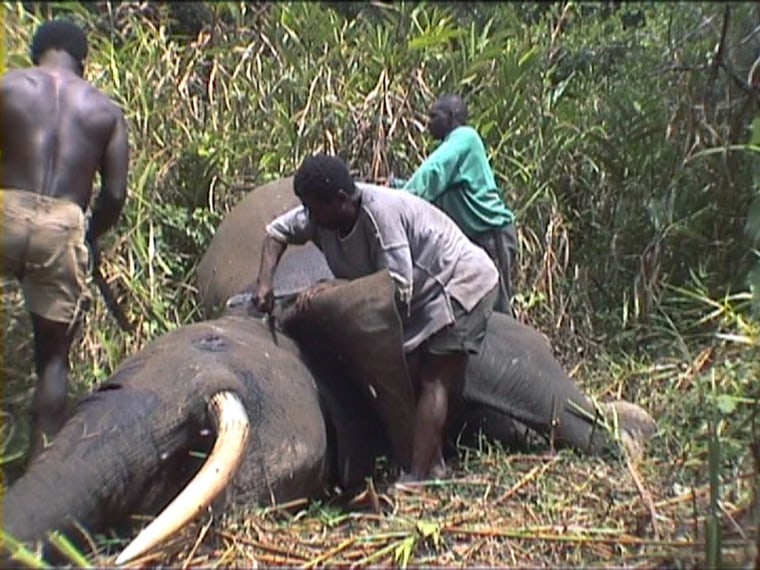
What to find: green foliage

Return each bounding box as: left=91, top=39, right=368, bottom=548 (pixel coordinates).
left=2, top=2, right=758, bottom=565
left=0, top=529, right=49, bottom=569
left=8, top=1, right=757, bottom=350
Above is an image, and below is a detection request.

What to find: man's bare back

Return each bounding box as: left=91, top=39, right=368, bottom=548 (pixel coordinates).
left=1, top=65, right=128, bottom=218
left=1, top=19, right=129, bottom=463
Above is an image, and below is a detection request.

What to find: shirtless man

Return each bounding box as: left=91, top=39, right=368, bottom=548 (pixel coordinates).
left=1, top=20, right=129, bottom=459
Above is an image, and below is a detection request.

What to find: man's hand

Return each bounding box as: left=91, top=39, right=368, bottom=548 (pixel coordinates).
left=252, top=234, right=288, bottom=315
left=252, top=279, right=275, bottom=316
left=295, top=280, right=343, bottom=313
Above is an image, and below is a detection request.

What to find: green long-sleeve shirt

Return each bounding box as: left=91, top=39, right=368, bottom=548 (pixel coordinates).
left=396, top=125, right=515, bottom=239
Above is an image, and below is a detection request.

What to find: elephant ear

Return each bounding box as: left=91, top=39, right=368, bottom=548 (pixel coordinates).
left=281, top=271, right=416, bottom=472
left=196, top=177, right=334, bottom=318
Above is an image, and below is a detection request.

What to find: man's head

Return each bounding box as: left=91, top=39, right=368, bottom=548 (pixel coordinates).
left=293, top=153, right=361, bottom=233
left=30, top=20, right=88, bottom=75
left=427, top=94, right=469, bottom=140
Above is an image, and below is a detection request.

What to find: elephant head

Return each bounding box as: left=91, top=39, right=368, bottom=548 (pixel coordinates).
left=3, top=313, right=326, bottom=561
left=3, top=271, right=412, bottom=566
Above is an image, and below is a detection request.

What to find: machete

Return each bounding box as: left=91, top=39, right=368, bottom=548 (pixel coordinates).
left=265, top=311, right=279, bottom=345
left=88, top=238, right=134, bottom=333
left=92, top=265, right=134, bottom=333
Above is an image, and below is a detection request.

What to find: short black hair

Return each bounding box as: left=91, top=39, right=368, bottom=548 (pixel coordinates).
left=293, top=153, right=357, bottom=203
left=30, top=20, right=88, bottom=66
left=436, top=93, right=469, bottom=125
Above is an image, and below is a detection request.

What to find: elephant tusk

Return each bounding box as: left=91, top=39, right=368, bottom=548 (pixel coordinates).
left=115, top=390, right=250, bottom=566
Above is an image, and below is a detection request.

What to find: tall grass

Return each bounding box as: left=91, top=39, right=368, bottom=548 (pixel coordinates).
left=2, top=1, right=758, bottom=566
left=5, top=2, right=756, bottom=349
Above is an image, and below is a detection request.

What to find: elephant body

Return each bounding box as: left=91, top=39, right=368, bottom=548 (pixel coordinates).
left=4, top=178, right=653, bottom=563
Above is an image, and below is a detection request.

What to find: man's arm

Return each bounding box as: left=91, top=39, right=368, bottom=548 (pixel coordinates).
left=87, top=110, right=129, bottom=244
left=367, top=208, right=415, bottom=317
left=253, top=235, right=287, bottom=314
left=402, top=129, right=470, bottom=202
left=253, top=206, right=315, bottom=313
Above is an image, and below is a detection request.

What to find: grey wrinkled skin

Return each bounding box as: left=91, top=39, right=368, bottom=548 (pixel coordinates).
left=4, top=177, right=643, bottom=561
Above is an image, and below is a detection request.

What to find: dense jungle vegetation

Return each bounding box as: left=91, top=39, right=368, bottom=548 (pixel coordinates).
left=2, top=1, right=759, bottom=567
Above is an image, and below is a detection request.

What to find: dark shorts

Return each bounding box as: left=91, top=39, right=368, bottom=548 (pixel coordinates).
left=425, top=284, right=499, bottom=355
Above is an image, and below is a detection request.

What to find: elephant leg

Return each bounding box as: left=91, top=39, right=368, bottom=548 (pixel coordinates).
left=464, top=359, right=610, bottom=454
left=463, top=314, right=612, bottom=455
left=449, top=403, right=532, bottom=453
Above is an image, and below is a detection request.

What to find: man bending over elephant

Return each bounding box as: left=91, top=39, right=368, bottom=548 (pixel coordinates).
left=391, top=94, right=518, bottom=317
left=252, top=153, right=499, bottom=482
left=1, top=20, right=129, bottom=460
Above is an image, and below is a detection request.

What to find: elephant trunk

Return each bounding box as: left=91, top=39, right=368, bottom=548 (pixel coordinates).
left=115, top=390, right=250, bottom=565
left=4, top=384, right=201, bottom=553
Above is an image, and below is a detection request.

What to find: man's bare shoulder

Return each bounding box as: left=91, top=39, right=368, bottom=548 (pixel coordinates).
left=2, top=68, right=123, bottom=115
left=82, top=81, right=126, bottom=118
left=1, top=68, right=42, bottom=89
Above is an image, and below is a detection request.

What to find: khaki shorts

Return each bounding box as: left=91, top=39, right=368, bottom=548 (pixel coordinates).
left=425, top=284, right=499, bottom=355
left=1, top=189, right=91, bottom=325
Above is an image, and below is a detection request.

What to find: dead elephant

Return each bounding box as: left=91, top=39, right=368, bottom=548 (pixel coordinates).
left=3, top=179, right=656, bottom=566
left=195, top=176, right=656, bottom=458
left=3, top=271, right=651, bottom=566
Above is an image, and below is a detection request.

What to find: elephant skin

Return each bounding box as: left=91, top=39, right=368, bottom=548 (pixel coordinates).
left=196, top=176, right=334, bottom=318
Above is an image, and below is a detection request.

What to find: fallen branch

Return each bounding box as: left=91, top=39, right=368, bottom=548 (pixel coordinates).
left=447, top=525, right=704, bottom=548
left=182, top=515, right=214, bottom=570
left=626, top=456, right=661, bottom=540
left=302, top=537, right=357, bottom=568
left=215, top=530, right=310, bottom=562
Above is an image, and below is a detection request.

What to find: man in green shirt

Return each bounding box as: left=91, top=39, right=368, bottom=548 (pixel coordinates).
left=392, top=94, right=518, bottom=316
